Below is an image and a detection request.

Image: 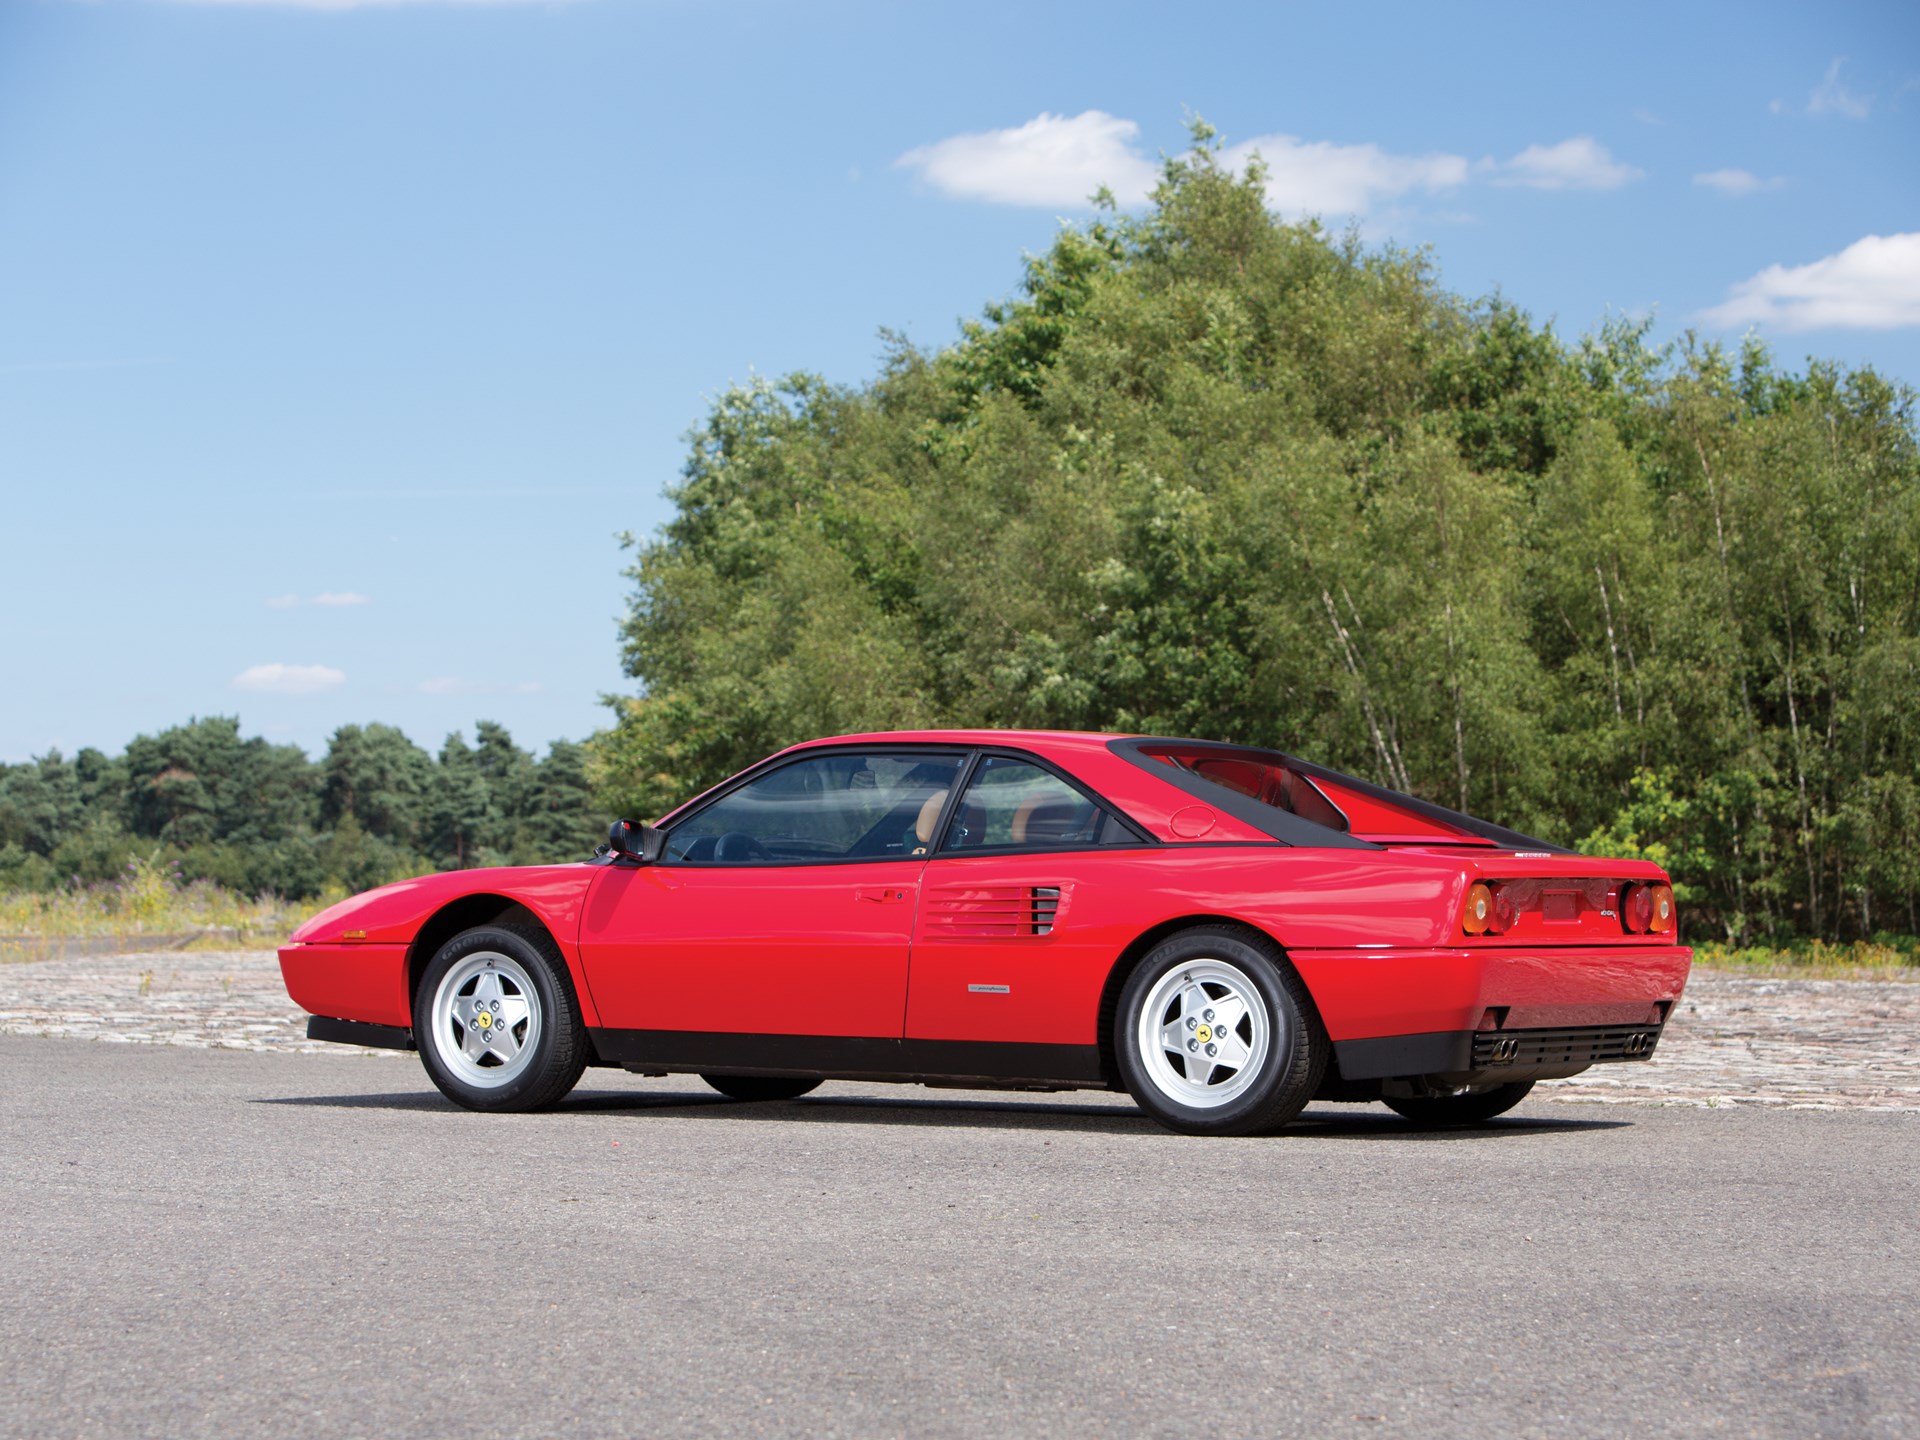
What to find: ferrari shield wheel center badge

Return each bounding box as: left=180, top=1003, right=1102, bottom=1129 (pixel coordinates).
left=1195, top=1023, right=1213, bottom=1044
left=476, top=1011, right=493, bottom=1029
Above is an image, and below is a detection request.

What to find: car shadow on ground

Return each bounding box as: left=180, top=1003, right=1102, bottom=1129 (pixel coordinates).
left=254, top=1086, right=1629, bottom=1138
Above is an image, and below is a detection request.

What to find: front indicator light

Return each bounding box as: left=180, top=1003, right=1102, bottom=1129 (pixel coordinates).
left=1462, top=881, right=1495, bottom=937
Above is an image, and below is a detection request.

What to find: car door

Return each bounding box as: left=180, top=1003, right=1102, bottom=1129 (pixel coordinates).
left=578, top=748, right=965, bottom=1040
left=905, top=753, right=1151, bottom=1048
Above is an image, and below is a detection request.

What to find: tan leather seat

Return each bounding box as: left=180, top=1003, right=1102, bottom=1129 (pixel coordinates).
left=911, top=790, right=948, bottom=855
left=1012, top=796, right=1086, bottom=845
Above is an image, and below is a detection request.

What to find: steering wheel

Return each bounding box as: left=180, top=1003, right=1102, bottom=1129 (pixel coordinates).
left=713, top=831, right=774, bottom=862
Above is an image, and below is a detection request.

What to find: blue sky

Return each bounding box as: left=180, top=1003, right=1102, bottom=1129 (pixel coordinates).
left=2, top=0, right=1916, bottom=764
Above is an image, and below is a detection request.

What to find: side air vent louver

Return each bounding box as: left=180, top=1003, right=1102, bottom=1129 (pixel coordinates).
left=1032, top=887, right=1060, bottom=935
left=925, top=884, right=1069, bottom=939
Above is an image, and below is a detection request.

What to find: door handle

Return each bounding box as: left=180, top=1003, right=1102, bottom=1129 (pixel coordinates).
left=855, top=887, right=912, bottom=904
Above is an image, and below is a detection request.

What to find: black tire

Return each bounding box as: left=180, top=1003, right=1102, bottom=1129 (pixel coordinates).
left=413, top=923, right=588, bottom=1112
left=1383, top=1081, right=1535, bottom=1125
left=700, top=1074, right=823, bottom=1102
left=1115, top=925, right=1326, bottom=1136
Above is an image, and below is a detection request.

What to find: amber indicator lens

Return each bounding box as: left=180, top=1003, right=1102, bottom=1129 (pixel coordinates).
left=1649, top=883, right=1676, bottom=934
left=1462, top=881, right=1495, bottom=936
left=1622, top=883, right=1654, bottom=933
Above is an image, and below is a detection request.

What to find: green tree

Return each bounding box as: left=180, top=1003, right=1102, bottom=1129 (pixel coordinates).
left=320, top=723, right=433, bottom=847
left=520, top=740, right=603, bottom=861
left=427, top=730, right=494, bottom=869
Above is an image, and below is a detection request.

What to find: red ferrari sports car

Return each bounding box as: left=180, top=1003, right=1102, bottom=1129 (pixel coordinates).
left=280, top=731, right=1689, bottom=1135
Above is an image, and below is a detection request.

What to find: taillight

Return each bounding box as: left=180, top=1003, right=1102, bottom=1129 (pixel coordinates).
left=1622, top=882, right=1677, bottom=935
left=1621, top=883, right=1654, bottom=933
left=1462, top=881, right=1495, bottom=936
left=1492, top=886, right=1518, bottom=933
left=1649, top=883, right=1676, bottom=934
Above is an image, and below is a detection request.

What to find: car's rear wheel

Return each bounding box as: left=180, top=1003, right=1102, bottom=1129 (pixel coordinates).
left=1116, top=926, right=1325, bottom=1136
left=414, top=924, right=587, bottom=1112
left=700, top=1074, right=823, bottom=1102
left=1382, top=1081, right=1534, bottom=1125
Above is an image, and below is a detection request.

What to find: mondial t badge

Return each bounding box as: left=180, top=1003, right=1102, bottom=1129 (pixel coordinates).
left=1195, top=1023, right=1213, bottom=1044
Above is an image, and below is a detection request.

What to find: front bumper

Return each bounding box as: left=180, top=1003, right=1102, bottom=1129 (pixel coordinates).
left=307, top=1015, right=414, bottom=1051
left=278, top=941, right=412, bottom=1028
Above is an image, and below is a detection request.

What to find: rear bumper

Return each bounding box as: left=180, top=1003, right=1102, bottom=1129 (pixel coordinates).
left=1335, top=1021, right=1665, bottom=1082
left=1293, top=943, right=1691, bottom=1042
left=1296, top=942, right=1688, bottom=1084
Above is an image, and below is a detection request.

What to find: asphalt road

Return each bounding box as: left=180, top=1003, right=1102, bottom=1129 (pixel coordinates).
left=2, top=1036, right=1914, bottom=1439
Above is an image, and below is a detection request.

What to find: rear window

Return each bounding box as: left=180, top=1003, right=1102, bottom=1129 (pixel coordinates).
left=1144, top=747, right=1351, bottom=834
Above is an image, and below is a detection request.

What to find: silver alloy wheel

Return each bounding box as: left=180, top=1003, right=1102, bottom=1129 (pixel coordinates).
left=1136, top=958, right=1273, bottom=1109
left=429, top=950, right=543, bottom=1090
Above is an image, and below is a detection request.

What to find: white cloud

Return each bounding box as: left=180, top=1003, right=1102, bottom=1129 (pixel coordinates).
left=1808, top=58, right=1871, bottom=120
left=1693, top=168, right=1786, bottom=196
left=902, top=113, right=1642, bottom=217
left=896, top=111, right=1159, bottom=208
left=1698, top=233, right=1920, bottom=332
left=266, top=591, right=370, bottom=607
left=1486, top=137, right=1642, bottom=190
left=1223, top=134, right=1468, bottom=217
left=232, top=663, right=346, bottom=695
left=899, top=112, right=1470, bottom=218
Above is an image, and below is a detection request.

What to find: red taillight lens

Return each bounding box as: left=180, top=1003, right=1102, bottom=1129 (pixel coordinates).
left=1622, top=883, right=1654, bottom=933
left=1462, top=881, right=1495, bottom=936
left=1492, top=886, right=1518, bottom=934
left=1649, top=883, right=1676, bottom=934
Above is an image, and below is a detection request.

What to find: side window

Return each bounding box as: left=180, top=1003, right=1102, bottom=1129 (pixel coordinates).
left=666, top=751, right=963, bottom=864
left=940, top=756, right=1133, bottom=852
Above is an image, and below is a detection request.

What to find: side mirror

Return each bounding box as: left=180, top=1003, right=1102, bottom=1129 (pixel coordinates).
left=607, top=819, right=668, bottom=864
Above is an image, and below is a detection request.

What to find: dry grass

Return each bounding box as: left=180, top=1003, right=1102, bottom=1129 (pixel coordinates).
left=1691, top=939, right=1920, bottom=982
left=0, top=854, right=335, bottom=962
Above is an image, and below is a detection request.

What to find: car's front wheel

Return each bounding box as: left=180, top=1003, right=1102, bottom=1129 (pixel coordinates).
left=1116, top=926, right=1325, bottom=1136
left=1382, top=1081, right=1534, bottom=1125
left=414, top=924, right=587, bottom=1112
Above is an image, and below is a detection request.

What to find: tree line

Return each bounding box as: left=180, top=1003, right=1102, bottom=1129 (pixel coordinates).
left=0, top=716, right=603, bottom=900
left=595, top=129, right=1920, bottom=945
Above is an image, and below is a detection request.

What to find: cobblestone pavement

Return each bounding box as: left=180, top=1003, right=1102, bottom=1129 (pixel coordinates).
left=2, top=946, right=1915, bottom=1110
left=0, top=947, right=398, bottom=1057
